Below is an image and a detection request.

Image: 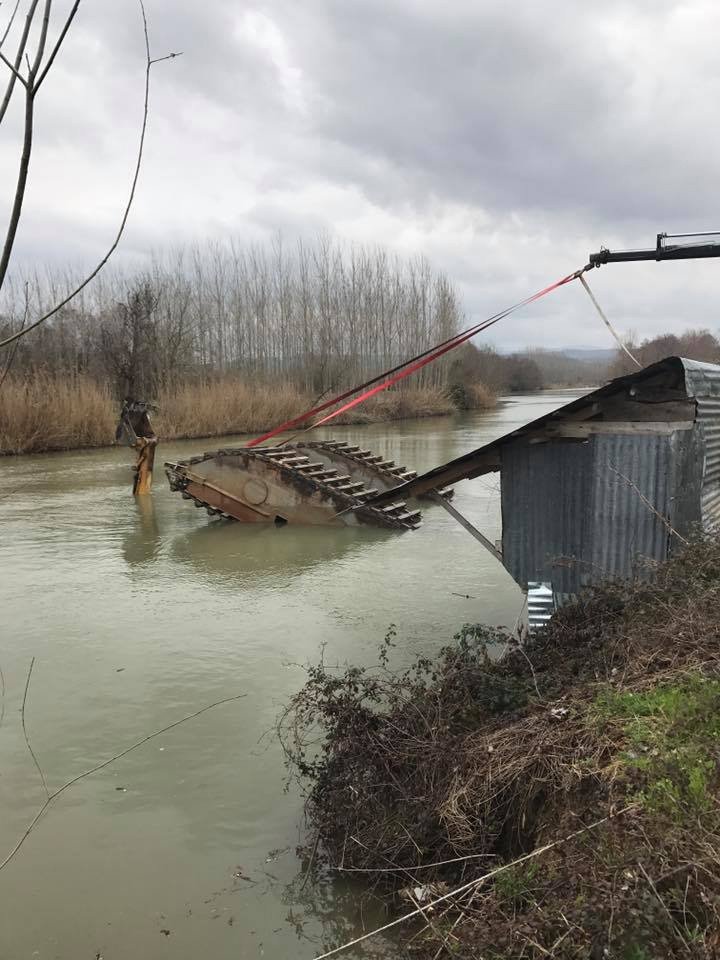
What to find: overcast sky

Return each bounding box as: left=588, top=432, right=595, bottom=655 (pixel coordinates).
left=2, top=0, right=719, bottom=350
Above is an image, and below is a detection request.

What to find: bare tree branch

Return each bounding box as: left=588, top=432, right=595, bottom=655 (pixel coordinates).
left=33, top=0, right=80, bottom=92
left=0, top=46, right=26, bottom=85
left=0, top=0, right=182, bottom=349
left=0, top=70, right=34, bottom=288
left=0, top=0, right=40, bottom=124
left=28, top=0, right=52, bottom=78
left=0, top=0, right=53, bottom=289
left=0, top=0, right=23, bottom=51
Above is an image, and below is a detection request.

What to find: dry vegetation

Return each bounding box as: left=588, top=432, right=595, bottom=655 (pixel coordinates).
left=0, top=373, right=465, bottom=454
left=280, top=540, right=720, bottom=958
left=0, top=239, right=501, bottom=454
left=0, top=373, right=116, bottom=455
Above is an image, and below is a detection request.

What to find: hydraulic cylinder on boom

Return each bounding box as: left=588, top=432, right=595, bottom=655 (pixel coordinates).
left=588, top=231, right=720, bottom=268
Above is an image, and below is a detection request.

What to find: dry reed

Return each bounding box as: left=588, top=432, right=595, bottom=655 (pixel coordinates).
left=0, top=374, right=477, bottom=455
left=154, top=378, right=309, bottom=440
left=0, top=372, right=116, bottom=454
left=333, top=386, right=456, bottom=424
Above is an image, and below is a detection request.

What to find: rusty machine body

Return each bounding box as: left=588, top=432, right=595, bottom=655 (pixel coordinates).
left=113, top=395, right=449, bottom=528
left=116, top=399, right=158, bottom=495
left=165, top=440, right=452, bottom=530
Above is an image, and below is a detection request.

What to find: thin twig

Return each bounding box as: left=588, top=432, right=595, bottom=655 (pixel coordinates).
left=512, top=639, right=543, bottom=701
left=607, top=463, right=689, bottom=546
left=333, top=851, right=493, bottom=874
left=409, top=891, right=455, bottom=956
left=0, top=0, right=51, bottom=290
left=0, top=692, right=246, bottom=873
left=0, top=0, right=182, bottom=348
left=33, top=0, right=81, bottom=92
left=149, top=50, right=182, bottom=66
left=300, top=829, right=320, bottom=891
left=0, top=662, right=5, bottom=732
left=432, top=883, right=480, bottom=960
left=21, top=657, right=49, bottom=799
left=28, top=0, right=52, bottom=78
left=0, top=0, right=22, bottom=51
left=0, top=46, right=25, bottom=84
left=638, top=860, right=692, bottom=954
left=0, top=278, right=29, bottom=392
left=312, top=808, right=632, bottom=959
left=0, top=0, right=39, bottom=125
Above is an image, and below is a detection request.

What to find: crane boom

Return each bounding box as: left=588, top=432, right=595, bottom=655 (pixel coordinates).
left=589, top=231, right=720, bottom=267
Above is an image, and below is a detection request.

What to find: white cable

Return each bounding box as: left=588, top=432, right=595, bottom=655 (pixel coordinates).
left=579, top=273, right=641, bottom=369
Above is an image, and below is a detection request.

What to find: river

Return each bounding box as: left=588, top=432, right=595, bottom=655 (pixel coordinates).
left=0, top=390, right=582, bottom=960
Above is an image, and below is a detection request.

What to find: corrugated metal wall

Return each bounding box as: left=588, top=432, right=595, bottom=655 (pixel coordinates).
left=683, top=361, right=720, bottom=531
left=588, top=434, right=672, bottom=582
left=502, top=434, right=676, bottom=594
left=501, top=441, right=592, bottom=595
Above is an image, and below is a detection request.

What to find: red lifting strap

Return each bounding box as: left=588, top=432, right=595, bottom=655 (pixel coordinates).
left=247, top=268, right=583, bottom=447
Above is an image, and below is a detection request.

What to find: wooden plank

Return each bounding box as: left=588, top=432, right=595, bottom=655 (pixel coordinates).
left=594, top=396, right=695, bottom=421
left=542, top=420, right=693, bottom=439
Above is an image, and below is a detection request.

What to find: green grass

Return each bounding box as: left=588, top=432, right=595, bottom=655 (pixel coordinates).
left=494, top=861, right=539, bottom=905
left=623, top=945, right=652, bottom=960
left=594, top=675, right=720, bottom=820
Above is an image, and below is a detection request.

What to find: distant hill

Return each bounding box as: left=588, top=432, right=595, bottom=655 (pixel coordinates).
left=560, top=348, right=617, bottom=363
left=521, top=347, right=613, bottom=388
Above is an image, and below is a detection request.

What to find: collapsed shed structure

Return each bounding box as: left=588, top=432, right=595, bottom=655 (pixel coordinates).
left=367, top=357, right=720, bottom=626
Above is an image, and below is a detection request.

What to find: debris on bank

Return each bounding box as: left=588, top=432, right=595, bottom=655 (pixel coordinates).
left=280, top=539, right=720, bottom=958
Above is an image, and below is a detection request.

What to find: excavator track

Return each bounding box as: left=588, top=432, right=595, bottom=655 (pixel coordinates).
left=300, top=440, right=454, bottom=500
left=165, top=441, right=425, bottom=530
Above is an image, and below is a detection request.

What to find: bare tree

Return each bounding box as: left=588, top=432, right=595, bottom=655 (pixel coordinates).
left=1, top=236, right=466, bottom=398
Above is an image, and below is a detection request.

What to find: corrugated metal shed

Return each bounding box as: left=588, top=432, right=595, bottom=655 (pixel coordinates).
left=367, top=356, right=720, bottom=620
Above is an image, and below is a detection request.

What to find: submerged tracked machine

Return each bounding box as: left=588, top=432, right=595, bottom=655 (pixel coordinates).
left=165, top=440, right=451, bottom=530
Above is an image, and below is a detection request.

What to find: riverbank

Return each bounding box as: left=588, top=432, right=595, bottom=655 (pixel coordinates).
left=0, top=373, right=495, bottom=455
left=281, top=539, right=720, bottom=958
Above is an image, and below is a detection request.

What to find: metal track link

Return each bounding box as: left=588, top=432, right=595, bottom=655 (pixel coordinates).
left=303, top=440, right=453, bottom=501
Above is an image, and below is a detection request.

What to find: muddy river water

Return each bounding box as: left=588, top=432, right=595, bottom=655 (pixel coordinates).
left=0, top=391, right=581, bottom=960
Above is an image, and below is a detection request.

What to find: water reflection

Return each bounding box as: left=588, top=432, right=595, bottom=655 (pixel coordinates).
left=169, top=521, right=392, bottom=587
left=122, top=496, right=162, bottom=567
left=281, top=867, right=391, bottom=958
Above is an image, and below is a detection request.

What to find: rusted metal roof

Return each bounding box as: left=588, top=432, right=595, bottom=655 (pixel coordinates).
left=367, top=356, right=720, bottom=511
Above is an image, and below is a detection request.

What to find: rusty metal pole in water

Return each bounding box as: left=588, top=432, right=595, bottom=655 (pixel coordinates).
left=115, top=400, right=158, bottom=496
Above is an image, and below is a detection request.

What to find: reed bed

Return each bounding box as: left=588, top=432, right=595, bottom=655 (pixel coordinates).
left=0, top=374, right=489, bottom=455
left=0, top=373, right=116, bottom=454
left=154, top=379, right=309, bottom=440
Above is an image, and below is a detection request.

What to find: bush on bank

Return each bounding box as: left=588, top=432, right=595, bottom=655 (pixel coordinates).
left=280, top=539, right=720, bottom=958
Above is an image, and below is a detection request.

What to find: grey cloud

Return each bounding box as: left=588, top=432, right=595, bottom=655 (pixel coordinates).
left=273, top=0, right=718, bottom=222
left=3, top=0, right=720, bottom=352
